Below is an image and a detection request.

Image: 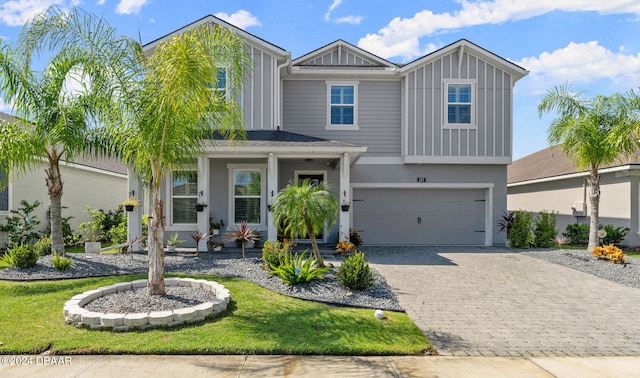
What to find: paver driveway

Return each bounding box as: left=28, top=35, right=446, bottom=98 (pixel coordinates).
left=365, top=246, right=640, bottom=357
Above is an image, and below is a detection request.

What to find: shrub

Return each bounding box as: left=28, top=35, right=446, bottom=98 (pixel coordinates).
left=533, top=210, right=557, bottom=248
left=78, top=206, right=106, bottom=242
left=563, top=223, right=589, bottom=245
left=591, top=244, right=627, bottom=264
left=0, top=200, right=42, bottom=247
left=106, top=222, right=128, bottom=245
left=510, top=210, right=534, bottom=248
left=4, top=244, right=38, bottom=268
left=52, top=250, right=72, bottom=270
left=337, top=251, right=374, bottom=290
left=33, top=236, right=52, bottom=257
left=269, top=250, right=329, bottom=285
left=261, top=239, right=292, bottom=269
left=335, top=239, right=356, bottom=255
left=599, top=224, right=629, bottom=246
left=349, top=228, right=363, bottom=247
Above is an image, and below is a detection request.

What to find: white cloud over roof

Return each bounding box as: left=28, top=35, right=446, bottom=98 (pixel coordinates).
left=358, top=1, right=640, bottom=61
left=214, top=10, right=261, bottom=30
left=0, top=0, right=63, bottom=26
left=115, top=0, right=149, bottom=15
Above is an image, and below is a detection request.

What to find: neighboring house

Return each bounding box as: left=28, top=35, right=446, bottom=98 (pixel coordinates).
left=127, top=15, right=528, bottom=249
left=507, top=146, right=640, bottom=246
left=0, top=112, right=128, bottom=246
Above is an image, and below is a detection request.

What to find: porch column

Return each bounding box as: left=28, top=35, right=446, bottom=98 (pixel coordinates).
left=197, top=157, right=210, bottom=251
left=339, top=153, right=350, bottom=241
left=267, top=153, right=278, bottom=241
left=127, top=169, right=143, bottom=251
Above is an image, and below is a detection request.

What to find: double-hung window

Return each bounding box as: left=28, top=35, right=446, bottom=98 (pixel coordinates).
left=171, top=171, right=198, bottom=224
left=229, top=165, right=266, bottom=226
left=444, top=80, right=475, bottom=127
left=211, top=67, right=227, bottom=100
left=326, top=81, right=358, bottom=129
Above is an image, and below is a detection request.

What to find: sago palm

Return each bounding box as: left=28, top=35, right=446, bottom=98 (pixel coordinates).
left=538, top=84, right=640, bottom=252
left=272, top=179, right=339, bottom=267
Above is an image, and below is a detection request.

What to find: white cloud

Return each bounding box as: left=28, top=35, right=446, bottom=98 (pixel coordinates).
left=0, top=0, right=63, bottom=26
left=515, top=41, right=640, bottom=93
left=115, top=0, right=149, bottom=15
left=0, top=97, right=11, bottom=113
left=325, top=0, right=342, bottom=21
left=335, top=15, right=363, bottom=25
left=358, top=0, right=640, bottom=60
left=97, top=0, right=106, bottom=5
left=214, top=10, right=261, bottom=30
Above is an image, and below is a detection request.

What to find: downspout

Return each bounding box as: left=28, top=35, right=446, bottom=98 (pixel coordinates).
left=275, top=57, right=291, bottom=129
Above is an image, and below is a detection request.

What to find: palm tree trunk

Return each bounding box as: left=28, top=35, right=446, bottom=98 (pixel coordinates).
left=147, top=184, right=165, bottom=296
left=587, top=169, right=600, bottom=253
left=45, top=153, right=65, bottom=255
left=305, top=217, right=324, bottom=267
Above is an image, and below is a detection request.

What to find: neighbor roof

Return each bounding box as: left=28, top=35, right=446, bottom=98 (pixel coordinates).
left=508, top=146, right=640, bottom=184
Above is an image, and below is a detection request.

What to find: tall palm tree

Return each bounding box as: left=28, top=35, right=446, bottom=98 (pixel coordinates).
left=538, top=84, right=640, bottom=252
left=272, top=179, right=339, bottom=267
left=0, top=7, right=133, bottom=255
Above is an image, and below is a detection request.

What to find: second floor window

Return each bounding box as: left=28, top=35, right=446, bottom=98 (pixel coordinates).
left=445, top=81, right=475, bottom=127
left=327, top=81, right=358, bottom=129
left=211, top=67, right=227, bottom=99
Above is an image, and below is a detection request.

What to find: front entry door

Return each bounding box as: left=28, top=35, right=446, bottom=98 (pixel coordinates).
left=294, top=171, right=327, bottom=242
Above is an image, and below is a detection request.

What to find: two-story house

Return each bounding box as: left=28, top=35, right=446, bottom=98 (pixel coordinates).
left=127, top=15, right=528, bottom=249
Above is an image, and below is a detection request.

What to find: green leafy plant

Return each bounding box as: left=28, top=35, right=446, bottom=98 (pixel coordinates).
left=33, top=236, right=52, bottom=257
left=510, top=210, right=534, bottom=249
left=0, top=200, right=42, bottom=247
left=563, top=223, right=590, bottom=245
left=533, top=210, right=557, bottom=248
left=269, top=250, right=330, bottom=285
left=167, top=233, right=184, bottom=247
left=261, top=239, right=292, bottom=269
left=52, top=250, right=72, bottom=270
left=78, top=206, right=106, bottom=242
left=599, top=224, right=629, bottom=246
left=337, top=251, right=374, bottom=290
left=3, top=244, right=38, bottom=268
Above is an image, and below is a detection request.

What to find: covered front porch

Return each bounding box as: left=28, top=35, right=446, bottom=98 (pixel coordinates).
left=127, top=130, right=367, bottom=250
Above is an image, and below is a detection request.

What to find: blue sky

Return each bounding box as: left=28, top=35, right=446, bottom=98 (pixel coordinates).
left=1, top=0, right=639, bottom=160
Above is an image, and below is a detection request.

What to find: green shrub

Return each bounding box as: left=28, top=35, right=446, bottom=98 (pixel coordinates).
left=106, top=222, right=128, bottom=245
left=533, top=210, right=557, bottom=248
left=269, top=250, right=329, bottom=285
left=563, top=223, right=589, bottom=245
left=4, top=244, right=38, bottom=268
left=33, top=236, right=52, bottom=257
left=510, top=210, right=534, bottom=249
left=599, top=224, right=629, bottom=245
left=261, top=239, right=292, bottom=269
left=78, top=206, right=106, bottom=242
left=0, top=200, right=42, bottom=247
left=52, top=250, right=72, bottom=270
left=337, top=251, right=374, bottom=290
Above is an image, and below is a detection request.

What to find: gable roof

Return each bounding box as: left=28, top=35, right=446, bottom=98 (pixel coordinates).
left=293, top=39, right=397, bottom=68
left=401, top=39, right=528, bottom=81
left=508, top=146, right=640, bottom=184
left=143, top=14, right=288, bottom=58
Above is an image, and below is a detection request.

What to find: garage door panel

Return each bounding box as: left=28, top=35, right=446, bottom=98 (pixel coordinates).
left=353, top=188, right=486, bottom=245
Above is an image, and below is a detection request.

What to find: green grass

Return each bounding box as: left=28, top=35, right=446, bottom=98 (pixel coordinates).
left=0, top=273, right=430, bottom=355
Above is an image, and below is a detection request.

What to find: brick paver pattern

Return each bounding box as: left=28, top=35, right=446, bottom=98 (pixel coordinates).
left=366, top=247, right=640, bottom=357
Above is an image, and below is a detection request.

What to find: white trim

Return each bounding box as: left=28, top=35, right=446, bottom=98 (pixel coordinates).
left=507, top=165, right=640, bottom=187
left=443, top=79, right=477, bottom=128
left=351, top=182, right=494, bottom=189
left=227, top=163, right=268, bottom=229
left=326, top=80, right=359, bottom=129
left=356, top=156, right=404, bottom=165
left=166, top=169, right=199, bottom=229
left=60, top=161, right=127, bottom=179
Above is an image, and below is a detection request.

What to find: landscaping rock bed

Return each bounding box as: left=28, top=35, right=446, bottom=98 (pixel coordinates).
left=64, top=278, right=230, bottom=331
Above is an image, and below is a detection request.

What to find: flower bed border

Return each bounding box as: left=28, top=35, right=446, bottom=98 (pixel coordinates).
left=63, top=278, right=230, bottom=331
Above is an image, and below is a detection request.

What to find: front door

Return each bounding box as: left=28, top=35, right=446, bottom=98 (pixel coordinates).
left=294, top=171, right=327, bottom=242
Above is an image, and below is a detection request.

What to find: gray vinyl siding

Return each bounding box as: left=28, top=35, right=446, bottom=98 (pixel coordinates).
left=405, top=49, right=513, bottom=159
left=241, top=46, right=278, bottom=130
left=298, top=49, right=381, bottom=66
left=282, top=80, right=401, bottom=156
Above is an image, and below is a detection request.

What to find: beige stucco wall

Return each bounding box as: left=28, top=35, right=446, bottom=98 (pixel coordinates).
left=0, top=162, right=127, bottom=241
left=508, top=171, right=639, bottom=246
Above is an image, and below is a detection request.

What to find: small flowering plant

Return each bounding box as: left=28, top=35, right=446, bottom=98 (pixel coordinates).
left=261, top=239, right=293, bottom=269
left=591, top=244, right=627, bottom=264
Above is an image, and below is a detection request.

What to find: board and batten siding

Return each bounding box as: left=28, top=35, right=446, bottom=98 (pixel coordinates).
left=404, top=49, right=513, bottom=160
left=241, top=46, right=278, bottom=130
left=282, top=79, right=402, bottom=156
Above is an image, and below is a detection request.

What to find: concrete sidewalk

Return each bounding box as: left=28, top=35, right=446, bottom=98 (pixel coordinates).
left=2, top=355, right=640, bottom=377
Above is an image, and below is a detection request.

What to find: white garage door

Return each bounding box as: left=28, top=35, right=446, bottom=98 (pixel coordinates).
left=352, top=188, right=486, bottom=245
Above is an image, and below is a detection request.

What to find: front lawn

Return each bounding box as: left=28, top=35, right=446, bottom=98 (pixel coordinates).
left=0, top=273, right=430, bottom=355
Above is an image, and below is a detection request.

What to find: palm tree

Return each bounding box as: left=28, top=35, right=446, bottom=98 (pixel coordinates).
left=538, top=84, right=640, bottom=252
left=0, top=7, right=133, bottom=255
left=8, top=7, right=251, bottom=296
left=271, top=179, right=339, bottom=267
